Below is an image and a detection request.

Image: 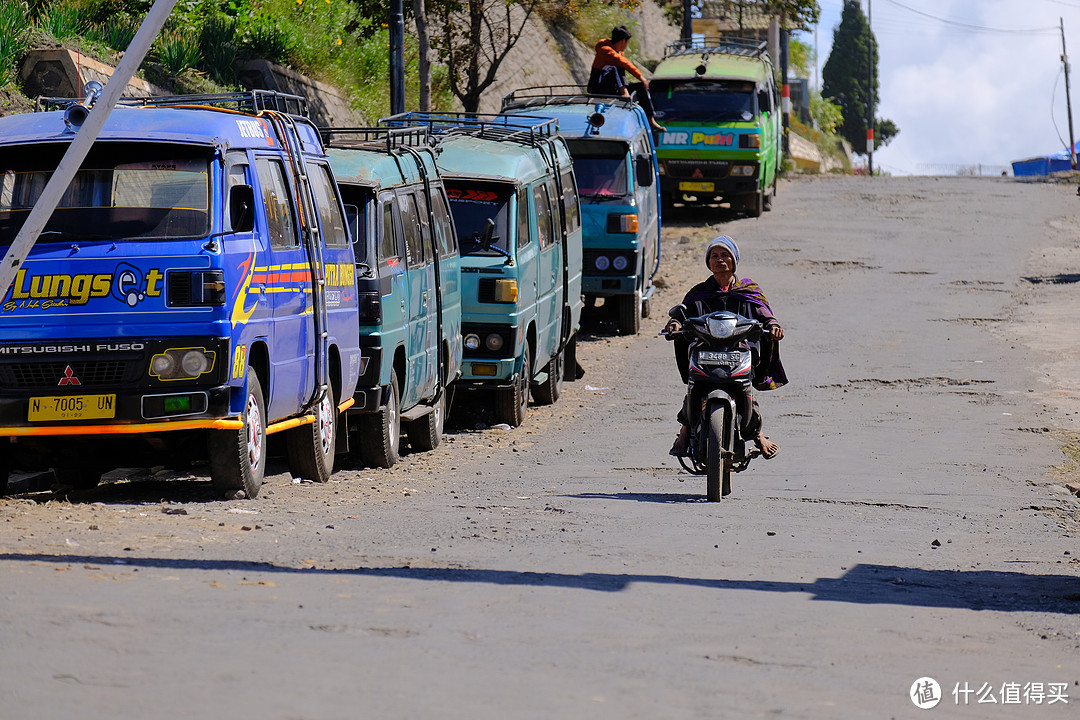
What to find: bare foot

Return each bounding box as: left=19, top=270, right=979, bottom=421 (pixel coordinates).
left=669, top=424, right=689, bottom=456
left=755, top=432, right=778, bottom=459
left=650, top=121, right=667, bottom=133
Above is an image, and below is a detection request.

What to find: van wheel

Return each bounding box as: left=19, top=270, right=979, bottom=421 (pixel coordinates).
left=360, top=370, right=401, bottom=468
left=532, top=348, right=563, bottom=405
left=495, top=344, right=530, bottom=427
left=763, top=178, right=776, bottom=211
left=286, top=392, right=337, bottom=482
left=208, top=367, right=266, bottom=499
left=744, top=190, right=764, bottom=218
left=407, top=389, right=444, bottom=452
left=563, top=334, right=580, bottom=382
left=616, top=292, right=642, bottom=335
left=0, top=442, right=9, bottom=496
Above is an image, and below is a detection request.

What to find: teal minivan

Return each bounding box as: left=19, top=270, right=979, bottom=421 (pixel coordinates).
left=382, top=113, right=583, bottom=427
left=502, top=87, right=661, bottom=335
left=324, top=127, right=462, bottom=467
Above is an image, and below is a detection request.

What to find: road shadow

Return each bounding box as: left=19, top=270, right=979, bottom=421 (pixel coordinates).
left=562, top=491, right=712, bottom=504
left=2, top=552, right=1077, bottom=614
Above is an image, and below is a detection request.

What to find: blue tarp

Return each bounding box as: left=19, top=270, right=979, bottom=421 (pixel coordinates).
left=1012, top=143, right=1079, bottom=176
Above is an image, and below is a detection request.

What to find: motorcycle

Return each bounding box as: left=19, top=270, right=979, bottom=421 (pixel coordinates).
left=664, top=306, right=764, bottom=501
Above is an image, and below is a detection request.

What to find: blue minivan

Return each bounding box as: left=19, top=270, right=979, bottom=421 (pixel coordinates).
left=324, top=127, right=461, bottom=467
left=383, top=113, right=583, bottom=427
left=503, top=87, right=661, bottom=335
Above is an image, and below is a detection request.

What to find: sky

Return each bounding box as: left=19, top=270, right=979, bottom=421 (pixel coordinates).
left=804, top=0, right=1080, bottom=175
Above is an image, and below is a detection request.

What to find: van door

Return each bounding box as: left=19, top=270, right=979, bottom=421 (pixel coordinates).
left=412, top=188, right=441, bottom=398
left=253, top=154, right=310, bottom=420
left=398, top=190, right=437, bottom=408
left=533, top=180, right=562, bottom=364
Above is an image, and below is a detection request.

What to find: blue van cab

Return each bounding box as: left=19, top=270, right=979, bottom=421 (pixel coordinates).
left=324, top=127, right=461, bottom=467
left=382, top=113, right=583, bottom=427
left=0, top=91, right=362, bottom=498
left=502, top=87, right=661, bottom=335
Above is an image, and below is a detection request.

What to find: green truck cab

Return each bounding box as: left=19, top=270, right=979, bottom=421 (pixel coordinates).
left=651, top=38, right=781, bottom=217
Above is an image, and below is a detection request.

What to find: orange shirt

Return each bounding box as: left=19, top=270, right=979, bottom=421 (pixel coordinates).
left=592, top=39, right=646, bottom=83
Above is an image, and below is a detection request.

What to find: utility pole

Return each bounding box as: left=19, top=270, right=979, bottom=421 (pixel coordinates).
left=389, top=0, right=405, bottom=115
left=867, top=0, right=874, bottom=175
left=682, top=0, right=693, bottom=44
left=0, top=0, right=178, bottom=298
left=1062, top=18, right=1077, bottom=170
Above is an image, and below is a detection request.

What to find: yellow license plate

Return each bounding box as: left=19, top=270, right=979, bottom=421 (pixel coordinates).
left=29, top=394, right=117, bottom=422
left=679, top=181, right=715, bottom=192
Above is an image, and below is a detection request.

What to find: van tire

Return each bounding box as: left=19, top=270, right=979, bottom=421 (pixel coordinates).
left=0, top=442, right=9, bottom=496
left=563, top=334, right=581, bottom=381
left=763, top=178, right=776, bottom=211
left=360, top=370, right=401, bottom=468
left=208, top=367, right=266, bottom=499
left=286, top=392, right=337, bottom=482
left=495, top=344, right=530, bottom=427
left=744, top=190, right=764, bottom=218
left=532, top=348, right=563, bottom=405
left=406, top=390, right=444, bottom=452
left=616, top=292, right=641, bottom=335
left=52, top=465, right=104, bottom=489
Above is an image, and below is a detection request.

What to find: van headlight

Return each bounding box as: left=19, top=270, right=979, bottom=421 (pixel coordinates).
left=150, top=347, right=216, bottom=380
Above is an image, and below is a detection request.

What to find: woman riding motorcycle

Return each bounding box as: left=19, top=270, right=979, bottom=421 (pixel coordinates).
left=663, top=235, right=787, bottom=457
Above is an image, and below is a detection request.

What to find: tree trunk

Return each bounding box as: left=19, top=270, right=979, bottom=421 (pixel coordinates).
left=414, top=0, right=431, bottom=111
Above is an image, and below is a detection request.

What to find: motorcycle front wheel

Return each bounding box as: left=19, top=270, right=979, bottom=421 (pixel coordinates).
left=705, top=403, right=732, bottom=501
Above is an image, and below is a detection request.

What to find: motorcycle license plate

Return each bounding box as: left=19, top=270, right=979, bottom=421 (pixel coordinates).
left=698, top=351, right=741, bottom=366
left=679, top=181, right=714, bottom=193
left=29, top=394, right=116, bottom=422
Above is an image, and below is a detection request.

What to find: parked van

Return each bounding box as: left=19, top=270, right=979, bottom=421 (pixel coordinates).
left=383, top=113, right=583, bottom=427
left=502, top=87, right=661, bottom=335
left=323, top=127, right=461, bottom=467
left=650, top=38, right=782, bottom=217
left=0, top=91, right=361, bottom=498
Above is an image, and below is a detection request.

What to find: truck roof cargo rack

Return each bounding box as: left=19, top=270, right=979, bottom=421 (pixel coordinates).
left=35, top=90, right=311, bottom=119
left=664, top=37, right=767, bottom=59
left=501, top=85, right=637, bottom=112
left=381, top=112, right=556, bottom=147
left=321, top=126, right=431, bottom=152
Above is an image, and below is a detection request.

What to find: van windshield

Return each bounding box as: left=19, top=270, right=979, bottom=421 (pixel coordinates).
left=652, top=79, right=756, bottom=123
left=0, top=142, right=212, bottom=245
left=445, top=182, right=513, bottom=257
left=566, top=140, right=629, bottom=198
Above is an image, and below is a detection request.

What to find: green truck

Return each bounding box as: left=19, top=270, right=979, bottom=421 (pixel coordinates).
left=651, top=38, right=782, bottom=217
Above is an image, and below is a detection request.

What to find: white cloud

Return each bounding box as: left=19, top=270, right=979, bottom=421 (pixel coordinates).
left=810, top=0, right=1080, bottom=174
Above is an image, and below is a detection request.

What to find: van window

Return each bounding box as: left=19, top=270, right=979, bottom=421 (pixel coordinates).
left=651, top=79, right=756, bottom=123
left=309, top=163, right=349, bottom=248
left=445, top=182, right=514, bottom=257
left=399, top=192, right=426, bottom=267
left=532, top=183, right=553, bottom=249
left=254, top=156, right=299, bottom=248
left=559, top=168, right=580, bottom=234
left=517, top=188, right=531, bottom=250
left=430, top=189, right=457, bottom=259
left=413, top=189, right=434, bottom=255
left=567, top=139, right=630, bottom=198
left=545, top=178, right=562, bottom=243
left=379, top=197, right=400, bottom=265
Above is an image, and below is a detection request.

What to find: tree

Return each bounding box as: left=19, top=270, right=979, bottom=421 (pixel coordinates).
left=427, top=0, right=544, bottom=113
left=414, top=0, right=432, bottom=111
left=820, top=0, right=897, bottom=155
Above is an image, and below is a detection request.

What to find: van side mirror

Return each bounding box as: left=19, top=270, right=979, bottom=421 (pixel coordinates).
left=635, top=155, right=654, bottom=188
left=229, top=184, right=255, bottom=233
left=758, top=89, right=772, bottom=113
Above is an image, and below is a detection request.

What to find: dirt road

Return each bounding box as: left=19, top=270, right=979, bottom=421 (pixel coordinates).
left=1, top=176, right=1078, bottom=718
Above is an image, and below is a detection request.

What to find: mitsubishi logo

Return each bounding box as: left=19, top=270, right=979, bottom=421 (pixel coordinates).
left=692, top=169, right=704, bottom=179
left=58, top=366, right=81, bottom=386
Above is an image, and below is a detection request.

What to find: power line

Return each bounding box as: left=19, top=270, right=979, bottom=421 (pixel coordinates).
left=881, top=0, right=1059, bottom=35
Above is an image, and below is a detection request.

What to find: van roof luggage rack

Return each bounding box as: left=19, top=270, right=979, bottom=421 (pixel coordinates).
left=381, top=112, right=556, bottom=147
left=501, top=85, right=638, bottom=111
left=664, top=37, right=767, bottom=59
left=35, top=90, right=311, bottom=119
left=321, top=126, right=431, bottom=152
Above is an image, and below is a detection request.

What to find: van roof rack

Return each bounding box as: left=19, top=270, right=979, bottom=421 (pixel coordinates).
left=321, top=126, right=432, bottom=152
left=35, top=90, right=311, bottom=119
left=501, top=85, right=637, bottom=112
left=664, top=37, right=767, bottom=59
left=381, top=112, right=556, bottom=147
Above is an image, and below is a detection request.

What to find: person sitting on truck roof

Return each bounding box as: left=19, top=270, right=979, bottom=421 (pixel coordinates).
left=587, top=25, right=666, bottom=134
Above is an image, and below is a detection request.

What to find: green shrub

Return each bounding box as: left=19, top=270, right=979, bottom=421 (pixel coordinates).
left=153, top=29, right=202, bottom=75
left=87, top=14, right=137, bottom=52
left=38, top=0, right=88, bottom=40
left=0, top=1, right=30, bottom=89
left=199, top=13, right=238, bottom=85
